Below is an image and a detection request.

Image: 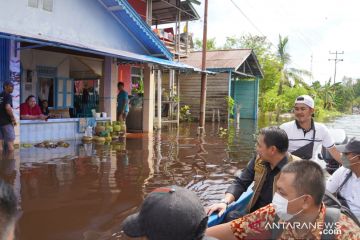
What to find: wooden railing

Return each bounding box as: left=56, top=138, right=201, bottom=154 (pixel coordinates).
left=161, top=39, right=192, bottom=58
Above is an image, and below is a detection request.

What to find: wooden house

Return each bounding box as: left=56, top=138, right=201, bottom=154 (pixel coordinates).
left=180, top=49, right=264, bottom=120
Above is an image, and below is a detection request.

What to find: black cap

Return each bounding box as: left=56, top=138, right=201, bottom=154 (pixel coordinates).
left=122, top=186, right=216, bottom=240
left=336, top=137, right=360, bottom=154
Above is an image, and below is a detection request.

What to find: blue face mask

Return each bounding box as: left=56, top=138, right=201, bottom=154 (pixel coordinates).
left=341, top=154, right=360, bottom=169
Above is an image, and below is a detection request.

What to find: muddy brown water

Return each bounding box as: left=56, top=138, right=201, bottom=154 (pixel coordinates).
left=0, top=115, right=359, bottom=240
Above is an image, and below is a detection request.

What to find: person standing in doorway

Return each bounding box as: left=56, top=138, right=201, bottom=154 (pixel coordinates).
left=117, top=82, right=129, bottom=122
left=0, top=81, right=16, bottom=153
left=280, top=95, right=341, bottom=162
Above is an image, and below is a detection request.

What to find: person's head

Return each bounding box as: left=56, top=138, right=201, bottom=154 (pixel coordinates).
left=122, top=186, right=211, bottom=240
left=273, top=161, right=325, bottom=221
left=336, top=137, right=360, bottom=170
left=294, top=95, right=315, bottom=123
left=41, top=100, right=48, bottom=109
left=25, top=95, right=36, bottom=108
left=0, top=179, right=17, bottom=240
left=117, top=82, right=124, bottom=91
left=2, top=81, right=14, bottom=94
left=256, top=127, right=289, bottom=161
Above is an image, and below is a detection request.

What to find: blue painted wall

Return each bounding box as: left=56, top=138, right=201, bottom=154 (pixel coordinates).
left=0, top=39, right=10, bottom=87
left=232, top=79, right=259, bottom=119
left=0, top=0, right=153, bottom=55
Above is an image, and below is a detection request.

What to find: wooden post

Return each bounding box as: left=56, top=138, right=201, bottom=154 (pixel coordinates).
left=199, top=0, right=209, bottom=130
left=157, top=69, right=162, bottom=129
left=146, top=0, right=152, bottom=26
left=236, top=106, right=240, bottom=129
left=185, top=21, right=189, bottom=55
left=217, top=109, right=220, bottom=122
left=169, top=69, right=174, bottom=119
left=175, top=0, right=181, bottom=58
left=212, top=109, right=215, bottom=122
left=176, top=70, right=180, bottom=126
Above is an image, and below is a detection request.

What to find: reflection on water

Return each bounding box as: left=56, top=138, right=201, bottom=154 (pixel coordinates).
left=0, top=115, right=358, bottom=239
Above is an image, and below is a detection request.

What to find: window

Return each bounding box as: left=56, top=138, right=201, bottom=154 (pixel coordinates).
left=37, top=66, right=57, bottom=78
left=43, top=0, right=53, bottom=12
left=55, top=78, right=74, bottom=109
left=131, top=66, right=143, bottom=95
left=28, top=0, right=53, bottom=12
left=28, top=0, right=39, bottom=8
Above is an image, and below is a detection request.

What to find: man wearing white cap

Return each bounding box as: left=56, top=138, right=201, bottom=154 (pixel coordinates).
left=280, top=95, right=341, bottom=162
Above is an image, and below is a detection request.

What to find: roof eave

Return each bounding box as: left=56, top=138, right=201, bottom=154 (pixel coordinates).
left=113, top=0, right=173, bottom=60
left=250, top=50, right=264, bottom=79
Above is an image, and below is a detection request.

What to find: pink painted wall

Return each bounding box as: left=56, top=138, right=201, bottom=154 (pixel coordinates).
left=117, top=1, right=146, bottom=94
left=128, top=0, right=147, bottom=20
left=118, top=65, right=132, bottom=93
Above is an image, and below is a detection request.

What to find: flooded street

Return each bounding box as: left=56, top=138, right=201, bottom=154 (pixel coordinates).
left=1, top=115, right=359, bottom=240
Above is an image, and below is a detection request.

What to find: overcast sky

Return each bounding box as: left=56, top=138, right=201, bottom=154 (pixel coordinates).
left=186, top=0, right=359, bottom=84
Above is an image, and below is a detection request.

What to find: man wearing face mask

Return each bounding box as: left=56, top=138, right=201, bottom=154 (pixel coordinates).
left=326, top=138, right=360, bottom=223
left=206, top=160, right=360, bottom=240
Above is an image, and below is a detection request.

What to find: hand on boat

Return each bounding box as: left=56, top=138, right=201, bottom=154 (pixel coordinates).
left=206, top=202, right=227, bottom=217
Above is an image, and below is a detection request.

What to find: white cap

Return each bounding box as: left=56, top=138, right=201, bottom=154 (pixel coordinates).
left=294, top=95, right=314, bottom=108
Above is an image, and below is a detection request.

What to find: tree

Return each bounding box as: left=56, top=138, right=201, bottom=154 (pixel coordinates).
left=222, top=34, right=282, bottom=111
left=277, top=35, right=290, bottom=95
left=354, top=78, right=360, bottom=97
left=317, top=79, right=338, bottom=110
left=194, top=37, right=217, bottom=51
left=223, top=36, right=242, bottom=49
left=276, top=35, right=311, bottom=95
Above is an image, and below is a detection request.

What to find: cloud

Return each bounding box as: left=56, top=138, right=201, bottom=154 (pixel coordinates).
left=189, top=0, right=360, bottom=83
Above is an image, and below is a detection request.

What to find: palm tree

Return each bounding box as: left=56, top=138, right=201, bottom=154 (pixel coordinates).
left=277, top=35, right=312, bottom=95
left=277, top=35, right=290, bottom=95
left=319, top=79, right=338, bottom=110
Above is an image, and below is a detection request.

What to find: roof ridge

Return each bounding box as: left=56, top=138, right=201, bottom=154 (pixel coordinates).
left=191, top=48, right=253, bottom=53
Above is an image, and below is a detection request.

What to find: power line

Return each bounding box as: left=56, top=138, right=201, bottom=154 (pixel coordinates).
left=228, top=0, right=309, bottom=73
left=273, top=4, right=315, bottom=53
left=229, top=0, right=267, bottom=38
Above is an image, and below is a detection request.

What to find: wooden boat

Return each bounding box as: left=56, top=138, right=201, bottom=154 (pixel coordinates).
left=207, top=183, right=253, bottom=227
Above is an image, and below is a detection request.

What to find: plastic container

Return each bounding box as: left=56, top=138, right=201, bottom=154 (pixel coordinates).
left=85, top=126, right=93, bottom=137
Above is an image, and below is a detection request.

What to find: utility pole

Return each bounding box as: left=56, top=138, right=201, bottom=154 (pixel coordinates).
left=328, top=51, right=344, bottom=84
left=199, top=0, right=208, bottom=131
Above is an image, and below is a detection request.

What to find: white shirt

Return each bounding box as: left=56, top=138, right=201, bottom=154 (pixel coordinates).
left=280, top=120, right=335, bottom=160
left=326, top=167, right=360, bottom=222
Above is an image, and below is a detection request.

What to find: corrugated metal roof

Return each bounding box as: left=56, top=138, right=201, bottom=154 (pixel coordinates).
left=181, top=49, right=263, bottom=78
left=152, top=0, right=200, bottom=25
left=181, top=49, right=252, bottom=69
left=0, top=32, right=203, bottom=72
left=99, top=0, right=173, bottom=60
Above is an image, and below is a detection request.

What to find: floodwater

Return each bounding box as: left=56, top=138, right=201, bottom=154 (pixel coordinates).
left=0, top=115, right=359, bottom=240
